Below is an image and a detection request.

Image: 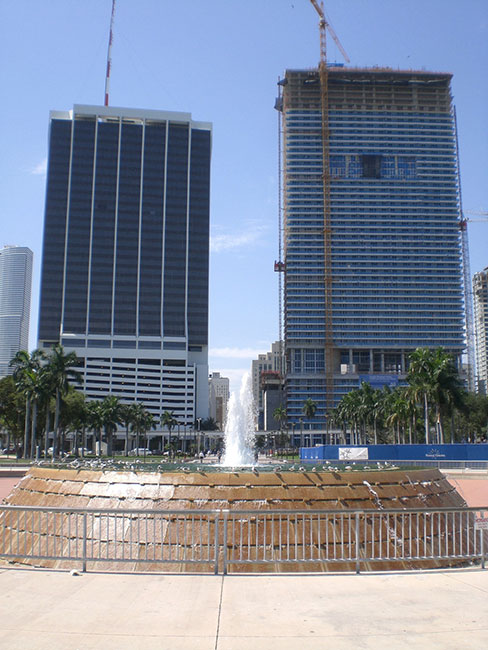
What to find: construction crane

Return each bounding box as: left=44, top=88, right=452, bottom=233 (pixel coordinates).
left=308, top=0, right=349, bottom=411
left=104, top=0, right=116, bottom=106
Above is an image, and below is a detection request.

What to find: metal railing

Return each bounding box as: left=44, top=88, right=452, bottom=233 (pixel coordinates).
left=0, top=505, right=486, bottom=574
left=0, top=506, right=221, bottom=574
left=222, top=507, right=487, bottom=574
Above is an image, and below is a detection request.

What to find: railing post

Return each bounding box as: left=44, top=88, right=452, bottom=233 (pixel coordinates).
left=214, top=512, right=219, bottom=575
left=223, top=510, right=229, bottom=576
left=481, top=527, right=485, bottom=570
left=355, top=512, right=361, bottom=574
left=82, top=512, right=87, bottom=573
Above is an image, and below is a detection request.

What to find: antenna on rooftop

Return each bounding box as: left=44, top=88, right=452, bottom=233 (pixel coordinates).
left=104, top=0, right=116, bottom=106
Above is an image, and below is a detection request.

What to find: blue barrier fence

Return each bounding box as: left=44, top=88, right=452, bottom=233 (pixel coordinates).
left=300, top=443, right=488, bottom=463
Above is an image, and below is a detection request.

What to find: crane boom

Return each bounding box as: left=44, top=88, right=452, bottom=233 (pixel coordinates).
left=309, top=0, right=350, bottom=64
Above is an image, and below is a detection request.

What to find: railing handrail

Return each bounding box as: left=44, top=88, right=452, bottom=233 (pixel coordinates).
left=1, top=504, right=486, bottom=516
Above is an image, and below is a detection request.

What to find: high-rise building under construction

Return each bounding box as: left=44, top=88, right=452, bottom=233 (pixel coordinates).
left=473, top=267, right=488, bottom=395
left=278, top=67, right=465, bottom=431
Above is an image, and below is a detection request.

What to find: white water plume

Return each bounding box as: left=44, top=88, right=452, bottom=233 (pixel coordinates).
left=222, top=372, right=256, bottom=466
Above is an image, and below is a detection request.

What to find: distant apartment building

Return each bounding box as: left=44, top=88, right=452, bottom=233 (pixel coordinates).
left=251, top=341, right=284, bottom=429
left=208, top=372, right=230, bottom=429
left=38, top=104, right=211, bottom=427
left=0, top=246, right=33, bottom=377
left=474, top=268, right=488, bottom=394
left=278, top=67, right=465, bottom=430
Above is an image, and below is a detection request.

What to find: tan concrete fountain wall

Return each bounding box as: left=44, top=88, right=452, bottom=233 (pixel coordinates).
left=1, top=467, right=471, bottom=572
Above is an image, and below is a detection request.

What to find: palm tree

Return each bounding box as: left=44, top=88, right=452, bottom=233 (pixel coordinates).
left=357, top=382, right=375, bottom=444
left=87, top=401, right=104, bottom=456
left=120, top=403, right=137, bottom=456
left=100, top=395, right=122, bottom=456
left=45, top=345, right=81, bottom=458
left=139, top=410, right=158, bottom=457
left=273, top=405, right=287, bottom=447
left=59, top=389, right=87, bottom=456
left=9, top=349, right=46, bottom=458
left=131, top=403, right=149, bottom=454
left=407, top=347, right=436, bottom=444
left=23, top=367, right=50, bottom=458
left=302, top=399, right=317, bottom=443
left=340, top=390, right=361, bottom=444
left=407, top=347, right=464, bottom=444
left=161, top=410, right=177, bottom=449
left=430, top=348, right=464, bottom=443
left=273, top=405, right=287, bottom=432
left=385, top=388, right=409, bottom=444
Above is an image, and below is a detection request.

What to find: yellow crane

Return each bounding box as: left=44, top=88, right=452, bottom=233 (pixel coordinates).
left=308, top=1, right=349, bottom=410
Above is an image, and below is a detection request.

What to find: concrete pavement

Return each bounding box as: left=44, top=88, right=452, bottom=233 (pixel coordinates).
left=0, top=566, right=487, bottom=649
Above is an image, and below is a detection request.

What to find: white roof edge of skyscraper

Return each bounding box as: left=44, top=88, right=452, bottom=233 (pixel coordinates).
left=49, top=104, right=212, bottom=131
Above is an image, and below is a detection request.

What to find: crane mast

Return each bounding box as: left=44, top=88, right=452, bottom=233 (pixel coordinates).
left=309, top=1, right=349, bottom=412
left=104, top=0, right=116, bottom=106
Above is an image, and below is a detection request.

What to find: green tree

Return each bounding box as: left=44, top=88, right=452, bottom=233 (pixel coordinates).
left=139, top=410, right=158, bottom=455
left=87, top=401, right=104, bottom=456
left=302, top=398, right=317, bottom=435
left=100, top=395, right=122, bottom=456
left=45, top=345, right=81, bottom=457
left=9, top=349, right=46, bottom=458
left=131, top=403, right=156, bottom=454
left=407, top=347, right=464, bottom=444
left=201, top=417, right=219, bottom=431
left=0, top=375, right=24, bottom=452
left=273, top=405, right=287, bottom=432
left=273, top=405, right=288, bottom=447
left=59, top=389, right=87, bottom=456
left=453, top=392, right=488, bottom=441
left=120, top=403, right=137, bottom=456
left=161, top=410, right=177, bottom=447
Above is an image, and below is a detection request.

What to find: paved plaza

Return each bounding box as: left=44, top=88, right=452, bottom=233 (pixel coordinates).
left=0, top=565, right=487, bottom=649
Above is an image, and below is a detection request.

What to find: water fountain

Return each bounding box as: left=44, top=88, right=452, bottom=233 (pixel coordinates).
left=222, top=373, right=256, bottom=466
left=1, top=373, right=471, bottom=572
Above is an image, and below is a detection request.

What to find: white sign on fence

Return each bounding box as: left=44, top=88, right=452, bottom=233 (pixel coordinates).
left=475, top=517, right=488, bottom=530
left=339, top=447, right=369, bottom=461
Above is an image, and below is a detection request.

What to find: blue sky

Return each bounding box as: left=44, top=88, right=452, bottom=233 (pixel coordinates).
left=1, top=0, right=487, bottom=393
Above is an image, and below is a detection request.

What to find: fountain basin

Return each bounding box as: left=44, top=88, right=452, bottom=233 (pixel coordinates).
left=0, top=466, right=474, bottom=572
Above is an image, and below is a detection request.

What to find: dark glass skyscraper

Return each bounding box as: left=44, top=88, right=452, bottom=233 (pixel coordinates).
left=38, top=105, right=211, bottom=425
left=280, top=68, right=465, bottom=430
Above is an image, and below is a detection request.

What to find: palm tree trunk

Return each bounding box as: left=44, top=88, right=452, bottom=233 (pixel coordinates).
left=125, top=425, right=129, bottom=456
left=44, top=406, right=50, bottom=460
left=423, top=393, right=429, bottom=444
left=30, top=400, right=38, bottom=459
left=23, top=398, right=31, bottom=459
left=53, top=388, right=61, bottom=458
left=107, top=429, right=112, bottom=457
left=437, top=408, right=444, bottom=444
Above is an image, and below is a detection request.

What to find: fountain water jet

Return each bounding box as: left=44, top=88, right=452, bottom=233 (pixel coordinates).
left=222, top=372, right=256, bottom=466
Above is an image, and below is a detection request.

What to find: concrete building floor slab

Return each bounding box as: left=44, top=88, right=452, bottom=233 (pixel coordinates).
left=0, top=566, right=487, bottom=649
